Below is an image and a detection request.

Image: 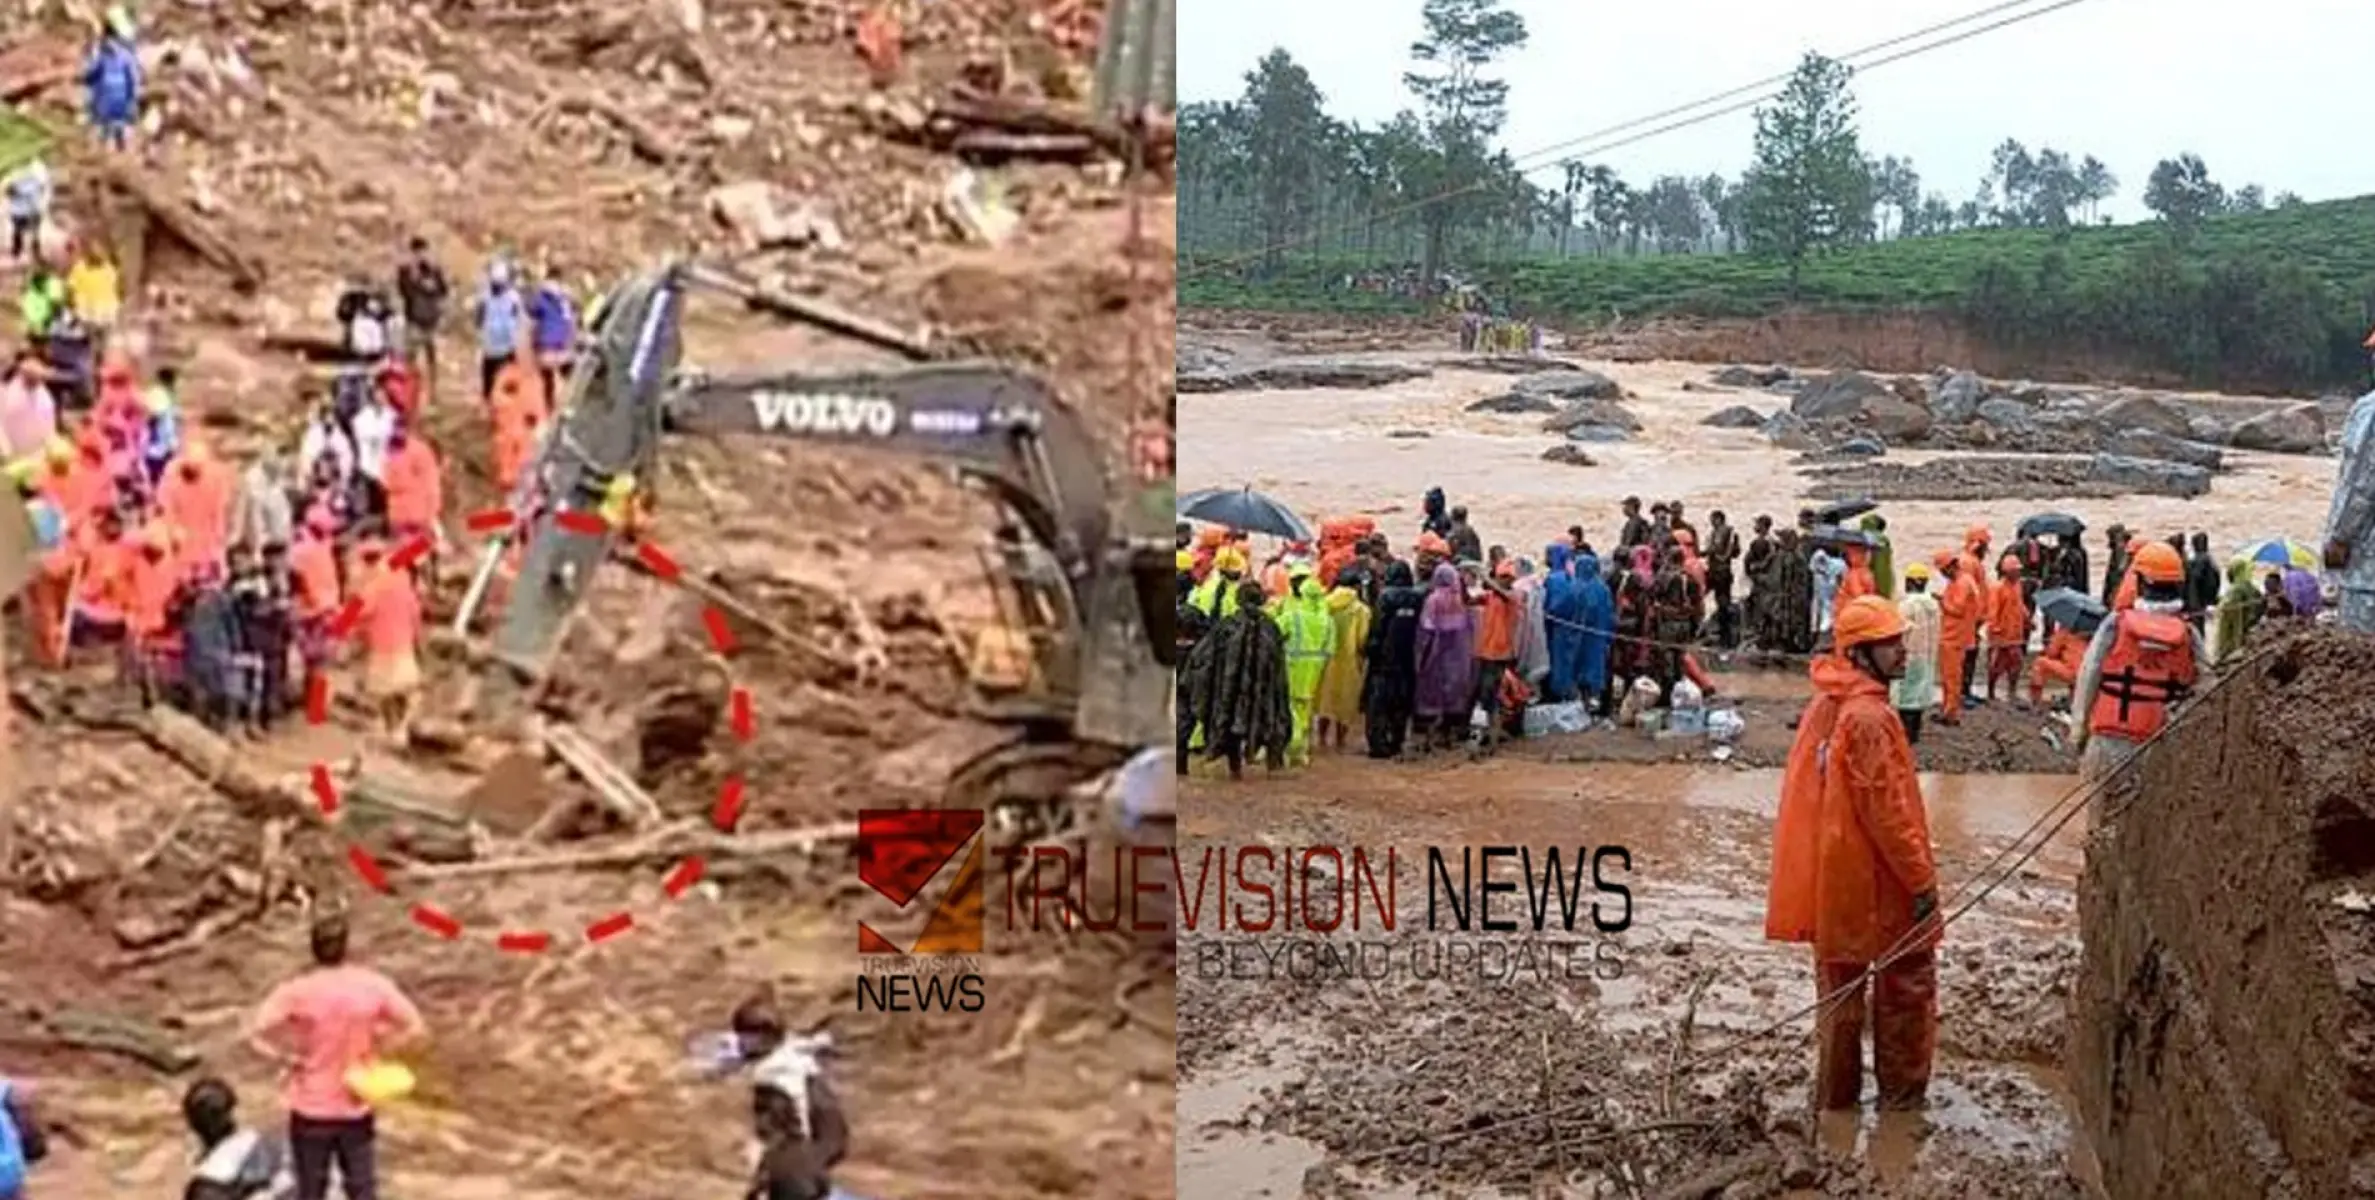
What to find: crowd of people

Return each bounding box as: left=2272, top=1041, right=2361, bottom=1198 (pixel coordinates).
left=1175, top=484, right=2320, bottom=778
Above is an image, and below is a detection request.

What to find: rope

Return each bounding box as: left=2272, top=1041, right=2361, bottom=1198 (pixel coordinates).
left=1333, top=637, right=2285, bottom=1167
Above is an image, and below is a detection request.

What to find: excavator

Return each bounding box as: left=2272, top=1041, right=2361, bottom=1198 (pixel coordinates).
left=453, top=261, right=1174, bottom=840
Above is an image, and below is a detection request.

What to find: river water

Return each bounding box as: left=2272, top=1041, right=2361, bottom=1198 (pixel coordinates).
left=1178, top=357, right=2339, bottom=566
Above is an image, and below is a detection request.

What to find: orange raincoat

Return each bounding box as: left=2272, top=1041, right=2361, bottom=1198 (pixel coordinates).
left=383, top=437, right=444, bottom=533
left=156, top=451, right=234, bottom=570
left=1835, top=546, right=1876, bottom=625
left=1984, top=559, right=2029, bottom=691
left=1765, top=653, right=1940, bottom=1110
left=1934, top=557, right=1981, bottom=720
left=2028, top=628, right=2086, bottom=705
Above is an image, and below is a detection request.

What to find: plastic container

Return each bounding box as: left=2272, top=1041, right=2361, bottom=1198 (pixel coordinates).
left=343, top=1060, right=416, bottom=1106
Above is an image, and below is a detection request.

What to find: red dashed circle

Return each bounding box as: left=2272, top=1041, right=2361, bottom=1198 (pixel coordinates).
left=309, top=506, right=757, bottom=951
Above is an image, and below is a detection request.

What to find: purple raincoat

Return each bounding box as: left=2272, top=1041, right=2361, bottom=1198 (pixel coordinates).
left=1413, top=564, right=1476, bottom=718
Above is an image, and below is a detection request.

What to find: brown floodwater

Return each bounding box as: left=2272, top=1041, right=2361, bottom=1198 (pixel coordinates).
left=1177, top=356, right=2339, bottom=569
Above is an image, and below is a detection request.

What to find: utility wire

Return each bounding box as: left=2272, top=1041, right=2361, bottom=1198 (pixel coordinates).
left=1181, top=0, right=2097, bottom=281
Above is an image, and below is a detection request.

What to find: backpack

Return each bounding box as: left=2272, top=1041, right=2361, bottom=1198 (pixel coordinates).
left=0, top=1080, right=26, bottom=1198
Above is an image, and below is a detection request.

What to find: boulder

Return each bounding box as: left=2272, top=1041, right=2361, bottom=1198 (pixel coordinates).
left=2227, top=403, right=2326, bottom=454
left=1513, top=369, right=1624, bottom=402
left=1175, top=359, right=1433, bottom=393
left=1833, top=437, right=1888, bottom=458
left=2104, top=428, right=2225, bottom=471
left=1975, top=397, right=2035, bottom=430
left=1467, top=391, right=1561, bottom=415
left=2086, top=454, right=2212, bottom=499
left=1714, top=364, right=1791, bottom=388
left=1702, top=405, right=1767, bottom=429
left=1561, top=423, right=1634, bottom=444
left=1541, top=397, right=1642, bottom=436
left=1541, top=444, right=1598, bottom=467
left=1442, top=355, right=1578, bottom=375
left=1790, top=371, right=1933, bottom=441
left=2188, top=415, right=2230, bottom=444
left=2094, top=394, right=2194, bottom=439
left=1932, top=370, right=1988, bottom=424
left=1760, top=410, right=1819, bottom=451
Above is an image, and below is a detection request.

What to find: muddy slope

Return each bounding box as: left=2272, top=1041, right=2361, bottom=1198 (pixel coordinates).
left=2071, top=626, right=2375, bottom=1198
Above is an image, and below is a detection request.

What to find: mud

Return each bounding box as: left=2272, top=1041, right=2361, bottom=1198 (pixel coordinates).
left=1177, top=758, right=2088, bottom=1198
left=0, top=1, right=1176, bottom=1193
left=1800, top=458, right=2121, bottom=503
left=2073, top=626, right=2375, bottom=1198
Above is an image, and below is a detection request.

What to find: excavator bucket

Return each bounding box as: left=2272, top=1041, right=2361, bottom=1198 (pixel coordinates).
left=1074, top=543, right=1173, bottom=750
left=1092, top=0, right=1174, bottom=120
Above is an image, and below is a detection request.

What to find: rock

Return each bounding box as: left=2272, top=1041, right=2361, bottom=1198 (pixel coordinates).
left=1976, top=397, right=2035, bottom=430
left=1385, top=429, right=1430, bottom=439
left=2228, top=403, right=2326, bottom=454
left=2087, top=454, right=2212, bottom=499
left=1760, top=410, right=1819, bottom=451
left=1790, top=370, right=1933, bottom=441
left=705, top=181, right=840, bottom=252
left=2188, top=415, right=2230, bottom=444
left=1702, top=404, right=1767, bottom=429
left=1512, top=369, right=1623, bottom=402
left=1175, top=360, right=1433, bottom=393
left=1561, top=423, right=1633, bottom=443
left=1541, top=444, right=1597, bottom=467
left=2011, top=381, right=2051, bottom=405
left=1541, top=397, right=1641, bottom=436
left=1467, top=391, right=1561, bottom=415
left=1833, top=437, right=1887, bottom=458
left=1714, top=364, right=1792, bottom=388
left=2095, top=394, right=2194, bottom=439
left=1933, top=370, right=1987, bottom=424
left=2104, top=428, right=2225, bottom=471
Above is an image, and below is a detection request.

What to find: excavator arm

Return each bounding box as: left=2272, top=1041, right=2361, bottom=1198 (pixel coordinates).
left=659, top=361, right=1114, bottom=581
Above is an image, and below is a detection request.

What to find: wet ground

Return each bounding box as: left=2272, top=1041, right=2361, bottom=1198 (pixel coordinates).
left=1175, top=350, right=2335, bottom=568
left=1177, top=759, right=2088, bottom=1199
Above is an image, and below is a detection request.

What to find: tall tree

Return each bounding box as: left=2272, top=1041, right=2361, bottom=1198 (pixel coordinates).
left=2144, top=153, right=2224, bottom=230
left=1557, top=159, right=1588, bottom=256
left=1235, top=50, right=1332, bottom=270
left=1400, top=0, right=1529, bottom=282
left=2075, top=155, right=2117, bottom=223
left=2229, top=184, right=2266, bottom=214
left=1738, top=53, right=1867, bottom=295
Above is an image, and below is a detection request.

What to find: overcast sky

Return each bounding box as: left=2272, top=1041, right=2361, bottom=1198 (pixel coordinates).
left=1179, top=0, right=2371, bottom=222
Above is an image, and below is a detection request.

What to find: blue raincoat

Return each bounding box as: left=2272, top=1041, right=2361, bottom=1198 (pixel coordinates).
left=1542, top=542, right=1586, bottom=702
left=84, top=37, right=141, bottom=127
left=1575, top=552, right=1615, bottom=698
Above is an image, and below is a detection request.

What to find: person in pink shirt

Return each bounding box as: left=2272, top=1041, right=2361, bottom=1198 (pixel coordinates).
left=244, top=913, right=425, bottom=1200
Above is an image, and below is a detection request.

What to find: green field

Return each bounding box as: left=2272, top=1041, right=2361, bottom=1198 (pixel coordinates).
left=1180, top=196, right=2375, bottom=389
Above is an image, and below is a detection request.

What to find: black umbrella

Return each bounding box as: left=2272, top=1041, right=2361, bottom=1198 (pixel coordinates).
left=1815, top=497, right=1878, bottom=525
left=2018, top=512, right=2085, bottom=541
left=1178, top=487, right=1314, bottom=542
left=2034, top=587, right=2108, bottom=636
left=1806, top=523, right=1880, bottom=549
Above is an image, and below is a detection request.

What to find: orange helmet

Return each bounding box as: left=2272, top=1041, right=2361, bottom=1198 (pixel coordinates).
left=1835, top=594, right=1908, bottom=650
left=2132, top=542, right=2183, bottom=585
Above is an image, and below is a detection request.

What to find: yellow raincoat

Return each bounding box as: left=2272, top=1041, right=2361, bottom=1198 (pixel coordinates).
left=1274, top=575, right=1332, bottom=764
left=1314, top=584, right=1370, bottom=730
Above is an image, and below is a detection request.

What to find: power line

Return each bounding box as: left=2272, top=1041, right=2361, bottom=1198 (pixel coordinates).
left=1181, top=0, right=2097, bottom=280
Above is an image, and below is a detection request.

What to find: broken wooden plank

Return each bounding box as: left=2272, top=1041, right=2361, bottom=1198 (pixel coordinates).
left=541, top=724, right=663, bottom=828
left=395, top=819, right=860, bottom=881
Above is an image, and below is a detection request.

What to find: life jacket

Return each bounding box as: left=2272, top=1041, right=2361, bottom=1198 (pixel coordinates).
left=2087, top=610, right=2197, bottom=742
left=0, top=1078, right=26, bottom=1197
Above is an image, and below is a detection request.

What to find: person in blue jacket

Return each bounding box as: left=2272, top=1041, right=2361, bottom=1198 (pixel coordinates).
left=474, top=258, right=523, bottom=403
left=527, top=263, right=577, bottom=402
left=83, top=8, right=143, bottom=150
left=0, top=1075, right=51, bottom=1200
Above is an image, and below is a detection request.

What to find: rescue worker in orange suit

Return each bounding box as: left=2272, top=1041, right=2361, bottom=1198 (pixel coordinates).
left=2070, top=542, right=2204, bottom=812
left=2027, top=625, right=2087, bottom=710
left=1957, top=525, right=1993, bottom=708
left=1932, top=551, right=1981, bottom=725
left=1765, top=594, right=1941, bottom=1113
left=1982, top=553, right=2029, bottom=702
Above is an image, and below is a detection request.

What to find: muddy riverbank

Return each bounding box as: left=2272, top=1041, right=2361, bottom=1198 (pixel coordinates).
left=1177, top=760, right=2088, bottom=1198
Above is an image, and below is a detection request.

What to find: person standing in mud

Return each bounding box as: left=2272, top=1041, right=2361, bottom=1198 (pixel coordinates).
left=1412, top=564, right=1478, bottom=753
left=1741, top=515, right=1776, bottom=646
left=1767, top=594, right=1941, bottom=1114
left=1445, top=506, right=1483, bottom=566
left=2070, top=543, right=2203, bottom=807
left=1183, top=579, right=1293, bottom=778
left=1702, top=511, right=1741, bottom=648
left=1419, top=486, right=1453, bottom=541
left=2099, top=524, right=2133, bottom=608
left=2183, top=533, right=2221, bottom=635
left=1616, top=496, right=1650, bottom=553
left=246, top=912, right=426, bottom=1200
left=1769, top=529, right=1816, bottom=656
left=1362, top=561, right=1424, bottom=758
left=1666, top=501, right=1697, bottom=545
left=1649, top=547, right=1698, bottom=703
left=1892, top=564, right=1942, bottom=741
